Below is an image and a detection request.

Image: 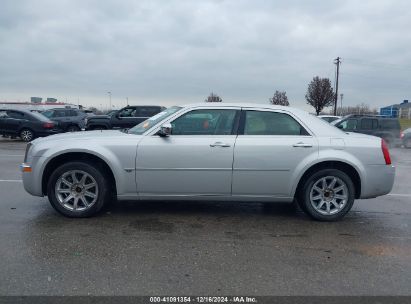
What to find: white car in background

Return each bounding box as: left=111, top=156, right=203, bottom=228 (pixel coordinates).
left=21, top=103, right=395, bottom=221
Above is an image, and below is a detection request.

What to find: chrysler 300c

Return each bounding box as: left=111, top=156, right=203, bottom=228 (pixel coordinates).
left=21, top=103, right=395, bottom=221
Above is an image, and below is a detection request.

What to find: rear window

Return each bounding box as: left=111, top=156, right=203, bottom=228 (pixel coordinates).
left=29, top=111, right=50, bottom=122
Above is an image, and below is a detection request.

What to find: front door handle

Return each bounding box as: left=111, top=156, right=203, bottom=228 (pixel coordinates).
left=292, top=142, right=313, bottom=148
left=210, top=142, right=231, bottom=148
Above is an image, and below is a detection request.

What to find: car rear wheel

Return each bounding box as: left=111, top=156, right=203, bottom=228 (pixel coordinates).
left=20, top=129, right=35, bottom=142
left=297, top=169, right=355, bottom=221
left=47, top=161, right=111, bottom=217
left=67, top=125, right=80, bottom=132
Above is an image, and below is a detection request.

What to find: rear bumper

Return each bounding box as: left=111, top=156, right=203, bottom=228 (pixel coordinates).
left=360, top=164, right=395, bottom=199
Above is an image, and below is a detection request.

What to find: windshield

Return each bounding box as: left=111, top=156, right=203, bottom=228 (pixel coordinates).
left=128, top=106, right=182, bottom=135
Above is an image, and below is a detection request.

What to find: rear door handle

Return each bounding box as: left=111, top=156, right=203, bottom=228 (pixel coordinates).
left=210, top=142, right=231, bottom=148
left=292, top=142, right=313, bottom=148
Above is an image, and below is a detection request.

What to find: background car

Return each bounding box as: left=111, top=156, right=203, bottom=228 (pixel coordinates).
left=401, top=127, right=411, bottom=148
left=41, top=108, right=89, bottom=132
left=85, top=105, right=165, bottom=130
left=0, top=109, right=60, bottom=142
left=332, top=114, right=401, bottom=146
left=318, top=115, right=341, bottom=123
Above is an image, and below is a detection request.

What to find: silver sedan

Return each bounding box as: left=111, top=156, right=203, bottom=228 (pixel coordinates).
left=21, top=103, right=395, bottom=221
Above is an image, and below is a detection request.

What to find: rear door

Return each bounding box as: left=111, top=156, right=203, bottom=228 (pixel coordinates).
left=3, top=110, right=25, bottom=134
left=232, top=109, right=318, bottom=197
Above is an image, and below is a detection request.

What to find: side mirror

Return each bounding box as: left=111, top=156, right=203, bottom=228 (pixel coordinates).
left=158, top=123, right=172, bottom=137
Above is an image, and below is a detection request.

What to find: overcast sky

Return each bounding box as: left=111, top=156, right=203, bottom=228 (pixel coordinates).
left=0, top=0, right=410, bottom=111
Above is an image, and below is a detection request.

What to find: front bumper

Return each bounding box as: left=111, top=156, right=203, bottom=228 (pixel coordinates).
left=21, top=158, right=45, bottom=197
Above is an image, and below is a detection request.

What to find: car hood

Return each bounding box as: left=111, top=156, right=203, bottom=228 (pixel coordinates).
left=32, top=130, right=131, bottom=144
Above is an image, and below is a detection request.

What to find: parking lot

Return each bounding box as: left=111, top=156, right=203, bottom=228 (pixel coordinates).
left=0, top=137, right=410, bottom=296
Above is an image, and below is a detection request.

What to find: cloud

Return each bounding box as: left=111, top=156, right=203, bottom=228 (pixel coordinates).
left=0, top=0, right=410, bottom=110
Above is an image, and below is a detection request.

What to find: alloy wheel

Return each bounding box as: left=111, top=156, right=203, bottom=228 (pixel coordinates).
left=309, top=176, right=348, bottom=215
left=20, top=130, right=33, bottom=142
left=55, top=170, right=99, bottom=212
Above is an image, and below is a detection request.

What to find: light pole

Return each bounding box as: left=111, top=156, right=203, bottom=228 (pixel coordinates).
left=107, top=91, right=112, bottom=110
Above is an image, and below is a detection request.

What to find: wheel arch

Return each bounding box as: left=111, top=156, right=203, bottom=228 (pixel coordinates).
left=41, top=152, right=117, bottom=196
left=293, top=160, right=362, bottom=199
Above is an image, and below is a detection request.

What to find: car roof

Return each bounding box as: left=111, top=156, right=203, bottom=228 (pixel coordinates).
left=0, top=108, right=32, bottom=114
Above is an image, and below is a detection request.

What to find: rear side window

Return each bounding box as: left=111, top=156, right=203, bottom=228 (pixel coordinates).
left=136, top=107, right=162, bottom=117
left=380, top=119, right=400, bottom=130
left=7, top=111, right=24, bottom=119
left=361, top=118, right=378, bottom=130
left=243, top=111, right=308, bottom=136
left=69, top=110, right=78, bottom=116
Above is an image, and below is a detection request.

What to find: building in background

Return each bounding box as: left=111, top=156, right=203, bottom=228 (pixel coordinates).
left=380, top=100, right=411, bottom=118
left=30, top=97, right=42, bottom=103
left=0, top=101, right=79, bottom=111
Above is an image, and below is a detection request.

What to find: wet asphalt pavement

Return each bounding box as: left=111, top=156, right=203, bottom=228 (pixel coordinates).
left=0, top=138, right=410, bottom=296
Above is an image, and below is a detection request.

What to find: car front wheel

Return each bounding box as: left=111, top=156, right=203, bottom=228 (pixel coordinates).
left=297, top=169, right=355, bottom=221
left=67, top=125, right=80, bottom=132
left=47, top=161, right=111, bottom=217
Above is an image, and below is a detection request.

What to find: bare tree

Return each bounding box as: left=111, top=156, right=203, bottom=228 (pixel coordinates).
left=205, top=92, right=222, bottom=103
left=305, top=76, right=335, bottom=115
left=269, top=90, right=289, bottom=106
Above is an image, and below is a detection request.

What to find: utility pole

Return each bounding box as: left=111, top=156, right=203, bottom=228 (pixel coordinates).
left=340, top=93, right=344, bottom=115
left=126, top=97, right=129, bottom=106
left=107, top=91, right=112, bottom=110
left=334, top=57, right=341, bottom=116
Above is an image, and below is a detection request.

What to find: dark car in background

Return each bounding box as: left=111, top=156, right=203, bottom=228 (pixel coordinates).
left=332, top=114, right=401, bottom=146
left=41, top=108, right=89, bottom=132
left=0, top=109, right=60, bottom=142
left=86, top=105, right=165, bottom=130
left=401, top=128, right=411, bottom=148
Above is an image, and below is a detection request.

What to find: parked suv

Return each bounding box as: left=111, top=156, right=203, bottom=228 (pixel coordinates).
left=0, top=109, right=60, bottom=142
left=332, top=115, right=401, bottom=146
left=41, top=108, right=88, bottom=132
left=86, top=105, right=165, bottom=130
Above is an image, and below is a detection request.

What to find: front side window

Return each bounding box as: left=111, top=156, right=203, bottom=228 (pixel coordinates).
left=118, top=108, right=136, bottom=118
left=243, top=111, right=308, bottom=135
left=339, top=118, right=358, bottom=131
left=171, top=109, right=237, bottom=135
left=128, top=106, right=182, bottom=135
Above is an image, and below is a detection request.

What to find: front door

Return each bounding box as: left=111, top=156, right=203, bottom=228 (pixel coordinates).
left=232, top=109, right=318, bottom=197
left=135, top=108, right=239, bottom=197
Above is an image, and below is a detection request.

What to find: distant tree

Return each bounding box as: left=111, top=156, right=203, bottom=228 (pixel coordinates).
left=305, top=76, right=335, bottom=115
left=205, top=92, right=222, bottom=102
left=269, top=90, right=289, bottom=106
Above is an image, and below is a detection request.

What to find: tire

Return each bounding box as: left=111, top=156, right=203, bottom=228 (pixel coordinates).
left=66, top=125, right=80, bottom=132
left=47, top=161, right=111, bottom=218
left=297, top=169, right=355, bottom=221
left=20, top=129, right=35, bottom=142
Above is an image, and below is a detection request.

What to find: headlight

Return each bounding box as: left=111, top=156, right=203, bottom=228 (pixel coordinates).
left=24, top=143, right=32, bottom=162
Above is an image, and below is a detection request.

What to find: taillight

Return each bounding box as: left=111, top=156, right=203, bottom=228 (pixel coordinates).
left=381, top=139, right=391, bottom=165
left=400, top=132, right=404, bottom=139
left=43, top=122, right=54, bottom=129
